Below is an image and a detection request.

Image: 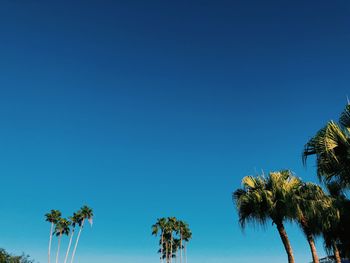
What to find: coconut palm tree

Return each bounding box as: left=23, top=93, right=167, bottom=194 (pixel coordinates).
left=303, top=104, right=350, bottom=187
left=54, top=218, right=70, bottom=263
left=45, top=210, right=61, bottom=263
left=233, top=171, right=301, bottom=263
left=64, top=212, right=81, bottom=263
left=70, top=206, right=93, bottom=263
left=152, top=218, right=167, bottom=263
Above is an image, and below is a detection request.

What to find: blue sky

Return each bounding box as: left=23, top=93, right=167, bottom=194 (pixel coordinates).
left=0, top=0, right=349, bottom=262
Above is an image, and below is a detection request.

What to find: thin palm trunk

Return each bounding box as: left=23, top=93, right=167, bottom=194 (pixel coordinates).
left=166, top=242, right=168, bottom=263
left=333, top=242, right=341, bottom=263
left=276, top=222, right=295, bottom=263
left=56, top=234, right=62, bottom=263
left=160, top=232, right=164, bottom=263
left=64, top=227, right=75, bottom=263
left=48, top=222, right=54, bottom=263
left=300, top=220, right=319, bottom=263
left=306, top=233, right=319, bottom=263
left=170, top=233, right=173, bottom=263
left=180, top=234, right=183, bottom=263
left=70, top=219, right=85, bottom=263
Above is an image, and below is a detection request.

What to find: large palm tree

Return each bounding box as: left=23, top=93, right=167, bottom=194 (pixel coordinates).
left=294, top=182, right=331, bottom=263
left=233, top=171, right=301, bottom=263
left=54, top=218, right=70, bottom=263
left=70, top=206, right=93, bottom=263
left=303, top=104, right=350, bottom=187
left=64, top=212, right=81, bottom=263
left=319, top=182, right=350, bottom=263
left=45, top=210, right=61, bottom=263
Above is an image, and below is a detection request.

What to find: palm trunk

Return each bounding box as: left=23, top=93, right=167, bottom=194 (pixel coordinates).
left=161, top=232, right=164, bottom=263
left=180, top=233, right=183, bottom=263
left=170, top=233, right=173, bottom=263
left=70, top=219, right=85, bottom=263
left=48, top=222, right=54, bottom=263
left=306, top=232, right=319, bottom=263
left=333, top=242, right=341, bottom=263
left=276, top=222, right=295, bottom=263
left=56, top=234, right=62, bottom=263
left=300, top=220, right=319, bottom=263
left=165, top=240, right=168, bottom=263
left=64, top=227, right=75, bottom=263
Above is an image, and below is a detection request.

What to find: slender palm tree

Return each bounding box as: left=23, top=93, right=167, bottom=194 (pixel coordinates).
left=64, top=212, right=81, bottom=263
left=152, top=218, right=167, bottom=263
left=167, top=217, right=177, bottom=263
left=233, top=171, right=301, bottom=263
left=181, top=223, right=191, bottom=263
left=294, top=182, right=331, bottom=263
left=54, top=218, right=70, bottom=263
left=175, top=220, right=191, bottom=263
left=70, top=206, right=93, bottom=263
left=45, top=210, right=61, bottom=263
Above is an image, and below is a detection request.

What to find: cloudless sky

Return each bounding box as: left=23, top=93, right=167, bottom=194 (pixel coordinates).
left=0, top=0, right=349, bottom=262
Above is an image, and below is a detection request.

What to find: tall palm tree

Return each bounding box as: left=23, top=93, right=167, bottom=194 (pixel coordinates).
left=45, top=210, right=61, bottom=263
left=54, top=218, right=71, bottom=263
left=303, top=104, right=350, bottom=187
left=175, top=220, right=191, bottom=263
left=294, top=182, right=331, bottom=263
left=167, top=217, right=177, bottom=263
left=64, top=212, right=81, bottom=263
left=180, top=223, right=191, bottom=263
left=320, top=182, right=350, bottom=263
left=233, top=171, right=301, bottom=263
left=152, top=218, right=167, bottom=263
left=70, top=206, right=93, bottom=263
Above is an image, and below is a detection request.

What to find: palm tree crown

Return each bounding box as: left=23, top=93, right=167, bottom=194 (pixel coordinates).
left=233, top=170, right=301, bottom=263
left=303, top=104, right=350, bottom=187
left=45, top=210, right=62, bottom=224
left=55, top=218, right=71, bottom=237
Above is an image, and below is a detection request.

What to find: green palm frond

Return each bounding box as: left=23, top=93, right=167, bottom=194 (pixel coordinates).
left=234, top=171, right=301, bottom=229
left=303, top=120, right=350, bottom=186
left=339, top=104, right=350, bottom=131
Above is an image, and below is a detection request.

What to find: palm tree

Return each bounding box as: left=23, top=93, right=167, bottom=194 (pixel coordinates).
left=70, top=206, right=93, bottom=263
left=153, top=217, right=190, bottom=263
left=54, top=218, right=70, bottom=263
left=233, top=171, right=301, bottom=263
left=45, top=210, right=61, bottom=263
left=320, top=182, right=350, bottom=263
left=294, top=182, right=331, bottom=263
left=64, top=212, right=81, bottom=263
left=303, top=104, right=350, bottom=187
left=152, top=218, right=167, bottom=263
left=167, top=217, right=177, bottom=263
left=180, top=223, right=191, bottom=263
left=175, top=220, right=191, bottom=263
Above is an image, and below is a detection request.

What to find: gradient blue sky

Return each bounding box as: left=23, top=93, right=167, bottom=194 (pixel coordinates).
left=0, top=0, right=349, bottom=262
